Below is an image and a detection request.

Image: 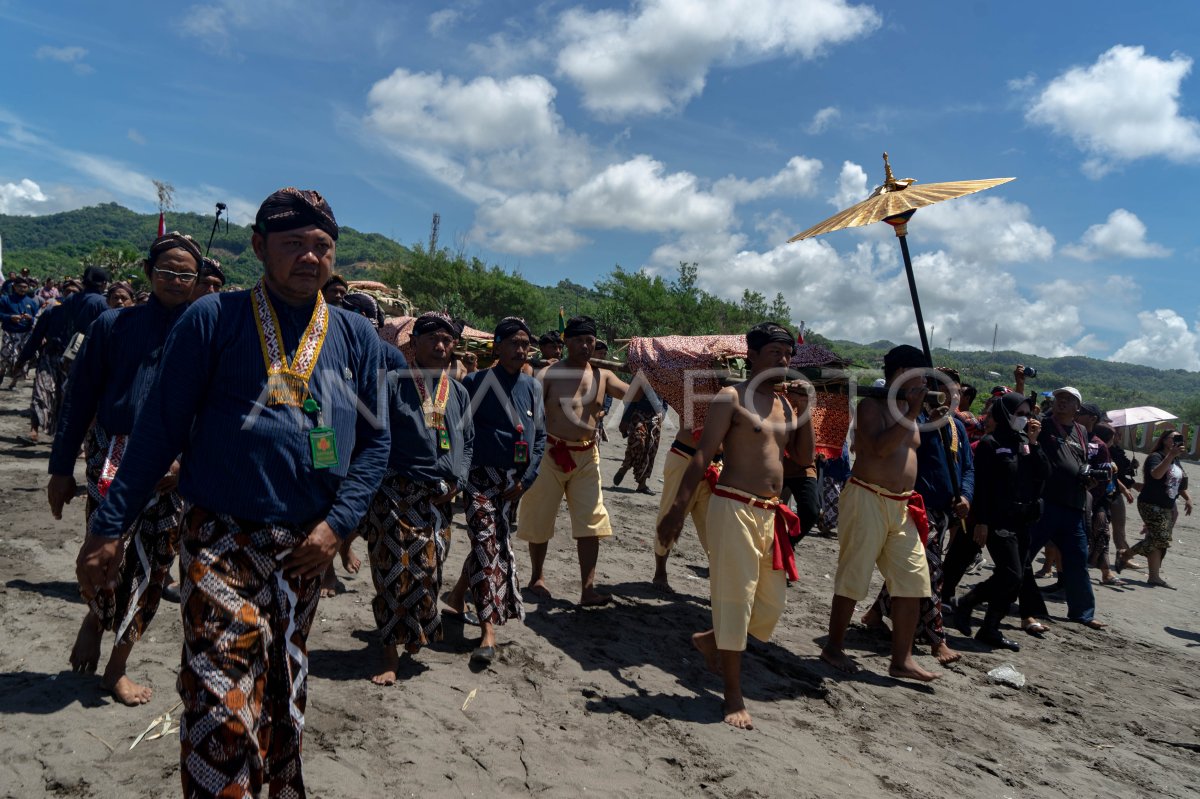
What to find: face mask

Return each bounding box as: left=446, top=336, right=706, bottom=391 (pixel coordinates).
left=1012, top=416, right=1028, bottom=432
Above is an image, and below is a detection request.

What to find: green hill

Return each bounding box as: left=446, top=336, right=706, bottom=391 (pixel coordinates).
left=0, top=203, right=414, bottom=285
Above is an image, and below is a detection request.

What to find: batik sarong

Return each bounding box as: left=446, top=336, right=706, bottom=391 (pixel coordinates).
left=819, top=474, right=846, bottom=532
left=364, top=472, right=452, bottom=647
left=1087, top=506, right=1112, bottom=565
left=30, top=349, right=63, bottom=435
left=0, top=330, right=29, bottom=376
left=874, top=509, right=951, bottom=646
left=80, top=426, right=184, bottom=647
left=178, top=508, right=320, bottom=799
left=462, top=467, right=524, bottom=626
left=618, top=407, right=662, bottom=485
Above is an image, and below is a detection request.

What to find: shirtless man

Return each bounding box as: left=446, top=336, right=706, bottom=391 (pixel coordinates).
left=517, top=315, right=628, bottom=606
left=658, top=322, right=810, bottom=730
left=821, top=344, right=940, bottom=682
left=652, top=423, right=715, bottom=589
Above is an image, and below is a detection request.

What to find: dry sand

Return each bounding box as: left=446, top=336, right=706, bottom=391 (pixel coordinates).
left=1, top=385, right=1198, bottom=799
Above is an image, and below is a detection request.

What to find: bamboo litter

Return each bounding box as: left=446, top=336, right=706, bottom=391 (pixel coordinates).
left=347, top=281, right=414, bottom=318
left=129, top=700, right=183, bottom=751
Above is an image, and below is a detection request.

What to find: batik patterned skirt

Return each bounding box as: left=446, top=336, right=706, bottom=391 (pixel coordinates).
left=462, top=466, right=524, bottom=626
left=0, top=329, right=29, bottom=374
left=178, top=508, right=320, bottom=799
left=30, top=349, right=63, bottom=435
left=619, top=408, right=662, bottom=485
left=363, top=472, right=453, bottom=648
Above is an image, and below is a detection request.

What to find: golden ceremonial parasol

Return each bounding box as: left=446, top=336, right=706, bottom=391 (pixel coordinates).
left=789, top=153, right=1014, bottom=365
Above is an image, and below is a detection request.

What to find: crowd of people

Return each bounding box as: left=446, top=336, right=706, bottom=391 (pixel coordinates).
left=0, top=186, right=1189, bottom=798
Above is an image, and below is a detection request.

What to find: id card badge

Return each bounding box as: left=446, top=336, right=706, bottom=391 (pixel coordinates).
left=438, top=426, right=451, bottom=451
left=309, top=427, right=339, bottom=469
left=514, top=440, right=529, bottom=464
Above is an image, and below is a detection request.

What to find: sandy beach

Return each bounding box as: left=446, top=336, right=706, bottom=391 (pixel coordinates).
left=1, top=384, right=1198, bottom=799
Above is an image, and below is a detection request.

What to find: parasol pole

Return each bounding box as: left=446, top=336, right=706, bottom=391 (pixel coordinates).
left=884, top=210, right=932, bottom=367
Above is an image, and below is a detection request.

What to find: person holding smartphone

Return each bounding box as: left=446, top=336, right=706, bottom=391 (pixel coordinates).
left=1119, top=428, right=1191, bottom=588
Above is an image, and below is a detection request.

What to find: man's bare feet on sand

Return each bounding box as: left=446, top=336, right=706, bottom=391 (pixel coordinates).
left=69, top=614, right=102, bottom=674
left=528, top=580, right=552, bottom=599
left=858, top=607, right=889, bottom=634
left=579, top=588, right=612, bottom=607
left=371, top=646, right=400, bottom=686
left=103, top=672, right=153, bottom=706
left=820, top=647, right=861, bottom=674
left=340, top=541, right=361, bottom=574
left=320, top=566, right=344, bottom=598
left=691, top=631, right=723, bottom=675
left=723, top=701, right=754, bottom=730
left=888, top=658, right=941, bottom=682
left=651, top=571, right=673, bottom=593
left=931, top=641, right=961, bottom=665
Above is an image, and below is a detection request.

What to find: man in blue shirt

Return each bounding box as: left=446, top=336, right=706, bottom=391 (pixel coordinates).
left=0, top=277, right=39, bottom=385
left=49, top=233, right=200, bottom=707
left=861, top=367, right=975, bottom=666
left=363, top=311, right=473, bottom=686
left=79, top=188, right=390, bottom=799
left=445, top=317, right=546, bottom=664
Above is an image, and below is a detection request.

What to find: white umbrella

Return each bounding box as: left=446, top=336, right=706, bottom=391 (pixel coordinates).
left=1106, top=406, right=1177, bottom=427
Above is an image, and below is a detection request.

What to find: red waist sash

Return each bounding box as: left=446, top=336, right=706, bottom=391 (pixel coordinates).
left=848, top=477, right=930, bottom=544
left=548, top=435, right=595, bottom=474
left=710, top=486, right=799, bottom=581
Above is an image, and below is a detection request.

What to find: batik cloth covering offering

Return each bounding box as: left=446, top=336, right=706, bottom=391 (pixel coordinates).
left=363, top=471, right=453, bottom=647
left=874, top=508, right=952, bottom=647
left=30, top=350, right=64, bottom=435
left=705, top=486, right=792, bottom=652
left=251, top=279, right=329, bottom=408
left=462, top=466, right=524, bottom=626
left=177, top=508, right=320, bottom=799
left=619, top=407, right=662, bottom=485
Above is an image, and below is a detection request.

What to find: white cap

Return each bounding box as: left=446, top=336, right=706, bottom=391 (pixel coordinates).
left=1053, top=386, right=1082, bottom=403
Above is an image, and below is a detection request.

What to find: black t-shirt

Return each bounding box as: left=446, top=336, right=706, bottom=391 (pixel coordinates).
left=1037, top=414, right=1088, bottom=510
left=1138, top=452, right=1187, bottom=509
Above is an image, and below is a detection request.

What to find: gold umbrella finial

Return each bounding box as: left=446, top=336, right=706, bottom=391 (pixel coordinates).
left=882, top=152, right=896, bottom=186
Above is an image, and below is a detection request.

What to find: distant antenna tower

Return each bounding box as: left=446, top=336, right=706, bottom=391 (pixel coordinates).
left=428, top=212, right=440, bottom=253
left=991, top=323, right=998, bottom=354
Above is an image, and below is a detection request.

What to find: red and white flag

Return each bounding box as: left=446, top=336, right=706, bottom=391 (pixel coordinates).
left=157, top=212, right=165, bottom=237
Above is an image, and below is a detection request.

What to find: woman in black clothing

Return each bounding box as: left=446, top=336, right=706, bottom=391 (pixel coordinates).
left=953, top=393, right=1051, bottom=649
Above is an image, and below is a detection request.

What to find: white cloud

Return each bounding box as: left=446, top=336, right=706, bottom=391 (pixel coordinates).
left=467, top=33, right=551, bottom=74
left=1027, top=45, right=1200, bottom=177
left=692, top=240, right=1083, bottom=355
left=913, top=195, right=1056, bottom=264
left=712, top=156, right=822, bottom=203
left=0, top=178, right=49, bottom=214
left=806, top=106, right=840, bottom=134
left=1111, top=309, right=1200, bottom=370
left=34, top=45, right=93, bottom=75
left=1062, top=208, right=1171, bottom=261
left=127, top=128, right=146, bottom=146
left=555, top=0, right=880, bottom=117
left=428, top=9, right=461, bottom=34
left=829, top=160, right=868, bottom=209
left=1007, top=72, right=1036, bottom=91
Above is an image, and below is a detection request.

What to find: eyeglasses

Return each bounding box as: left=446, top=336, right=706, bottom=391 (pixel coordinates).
left=154, top=268, right=198, bottom=284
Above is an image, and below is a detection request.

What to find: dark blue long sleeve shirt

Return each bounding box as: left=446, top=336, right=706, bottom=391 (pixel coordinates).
left=47, top=289, right=108, bottom=347
left=49, top=296, right=188, bottom=476
left=0, top=293, right=39, bottom=333
left=915, top=414, right=975, bottom=512
left=89, top=290, right=391, bottom=540
left=387, top=369, right=473, bottom=488
left=462, top=366, right=546, bottom=489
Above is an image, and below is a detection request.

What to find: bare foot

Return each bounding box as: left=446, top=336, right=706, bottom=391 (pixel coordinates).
left=1080, top=619, right=1109, bottom=629
left=820, top=647, right=861, bottom=674
left=691, top=631, right=723, bottom=675
left=528, top=580, right=552, bottom=599
left=320, top=565, right=343, bottom=598
left=651, top=571, right=673, bottom=593
left=103, top=673, right=153, bottom=706
left=340, top=541, right=361, bottom=574
left=28, top=429, right=38, bottom=443
left=69, top=615, right=102, bottom=674
left=859, top=607, right=889, bottom=634
left=722, top=701, right=754, bottom=730
left=931, top=641, right=962, bottom=665
left=888, top=658, right=941, bottom=682
left=579, top=588, right=613, bottom=607
left=371, top=646, right=400, bottom=686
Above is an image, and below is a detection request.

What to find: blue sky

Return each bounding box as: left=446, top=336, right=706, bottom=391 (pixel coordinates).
left=2, top=1, right=1199, bottom=369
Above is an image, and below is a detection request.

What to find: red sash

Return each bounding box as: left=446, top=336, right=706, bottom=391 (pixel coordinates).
left=848, top=477, right=930, bottom=544
left=548, top=435, right=595, bottom=473
left=710, top=486, right=800, bottom=580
